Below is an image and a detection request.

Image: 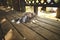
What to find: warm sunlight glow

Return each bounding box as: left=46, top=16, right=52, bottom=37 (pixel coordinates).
left=32, top=1, right=34, bottom=3
left=5, top=29, right=13, bottom=40
left=25, top=6, right=34, bottom=13
left=38, top=7, right=57, bottom=20
left=38, top=7, right=42, bottom=16
left=11, top=8, right=14, bottom=10
left=1, top=18, right=6, bottom=23
left=36, top=0, right=39, bottom=3
left=53, top=8, right=57, bottom=11
left=46, top=7, right=57, bottom=12
left=41, top=0, right=44, bottom=3
left=11, top=19, right=15, bottom=22
left=25, top=0, right=26, bottom=2
left=7, top=6, right=11, bottom=9
left=32, top=20, right=36, bottom=23
left=29, top=1, right=31, bottom=3
left=44, top=2, right=46, bottom=4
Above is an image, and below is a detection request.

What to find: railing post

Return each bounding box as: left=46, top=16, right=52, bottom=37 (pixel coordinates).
left=56, top=7, right=60, bottom=18
left=34, top=5, right=38, bottom=14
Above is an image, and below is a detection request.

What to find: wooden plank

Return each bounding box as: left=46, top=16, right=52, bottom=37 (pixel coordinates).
left=5, top=14, right=46, bottom=40
left=9, top=13, right=60, bottom=40
left=1, top=19, right=24, bottom=40
left=5, top=16, right=25, bottom=39
left=14, top=13, right=60, bottom=35
left=38, top=16, right=60, bottom=23
left=32, top=18, right=60, bottom=35
left=36, top=16, right=60, bottom=28
left=6, top=13, right=60, bottom=40
left=25, top=21, right=60, bottom=40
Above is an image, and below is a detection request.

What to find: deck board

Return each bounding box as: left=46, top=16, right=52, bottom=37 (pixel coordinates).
left=5, top=13, right=60, bottom=40
left=10, top=13, right=60, bottom=35
left=5, top=13, right=45, bottom=40
left=0, top=11, right=60, bottom=40
left=36, top=17, right=60, bottom=28
left=1, top=19, right=24, bottom=40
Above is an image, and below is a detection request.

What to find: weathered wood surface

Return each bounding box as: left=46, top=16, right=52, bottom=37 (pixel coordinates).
left=0, top=10, right=60, bottom=40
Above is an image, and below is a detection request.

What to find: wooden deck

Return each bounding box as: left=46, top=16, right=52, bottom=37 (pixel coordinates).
left=0, top=10, right=60, bottom=40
